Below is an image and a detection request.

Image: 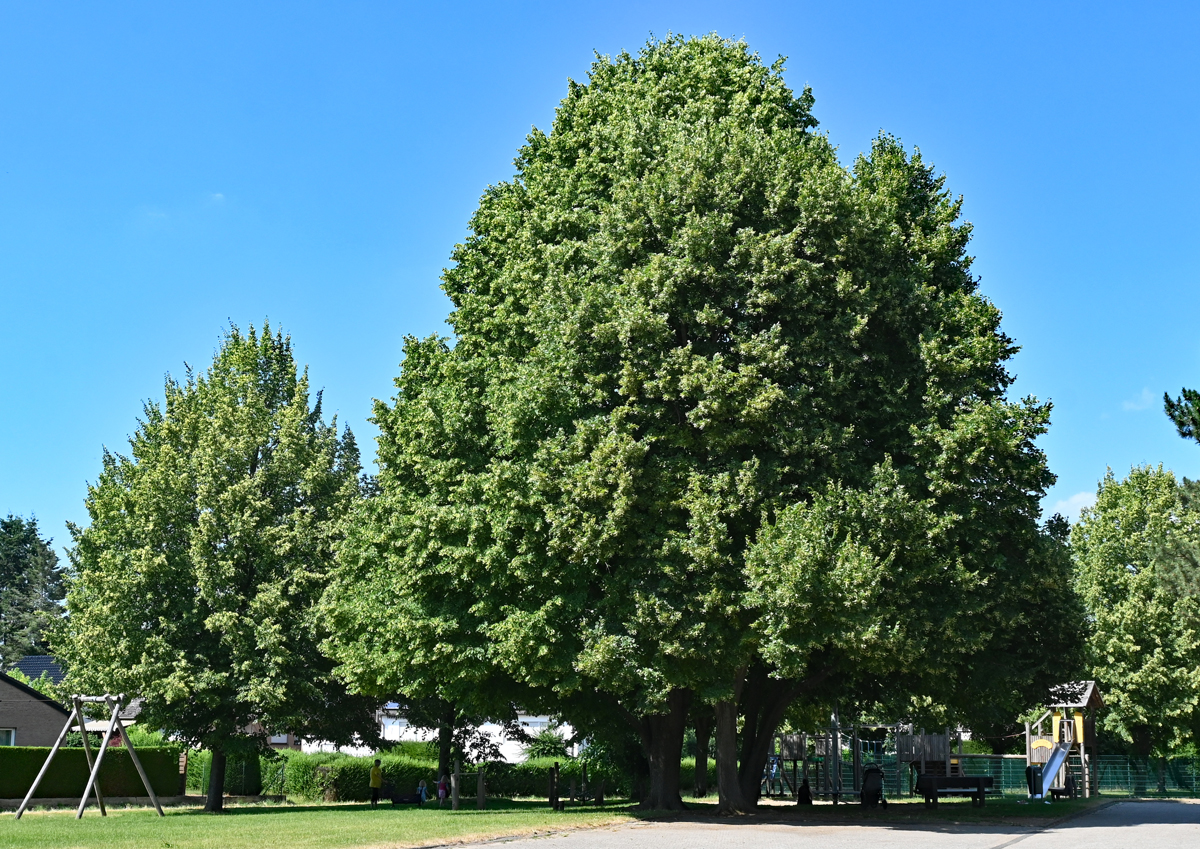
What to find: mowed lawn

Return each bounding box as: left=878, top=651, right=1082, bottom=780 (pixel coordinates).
left=0, top=794, right=1111, bottom=849
left=0, top=799, right=639, bottom=849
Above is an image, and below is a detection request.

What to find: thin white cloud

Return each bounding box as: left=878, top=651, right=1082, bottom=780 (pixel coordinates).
left=208, top=192, right=225, bottom=204
left=1123, top=387, right=1156, bottom=411
left=1052, top=491, right=1097, bottom=523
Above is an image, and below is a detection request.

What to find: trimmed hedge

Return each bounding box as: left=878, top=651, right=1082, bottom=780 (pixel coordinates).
left=184, top=749, right=266, bottom=796
left=258, top=750, right=350, bottom=798
left=679, top=756, right=717, bottom=795
left=482, top=757, right=630, bottom=798
left=0, top=746, right=181, bottom=799
left=324, top=754, right=439, bottom=802
left=183, top=749, right=713, bottom=803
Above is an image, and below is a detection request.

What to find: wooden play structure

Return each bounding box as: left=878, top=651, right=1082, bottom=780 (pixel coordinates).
left=1025, top=680, right=1103, bottom=799
left=765, top=718, right=993, bottom=806
left=759, top=684, right=1104, bottom=805
left=15, top=693, right=163, bottom=820
left=766, top=713, right=887, bottom=804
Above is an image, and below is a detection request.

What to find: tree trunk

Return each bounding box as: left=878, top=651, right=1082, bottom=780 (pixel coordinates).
left=733, top=663, right=833, bottom=805
left=637, top=689, right=690, bottom=810
left=694, top=708, right=713, bottom=798
left=736, top=666, right=796, bottom=804
left=715, top=698, right=752, bottom=814
left=1131, top=725, right=1152, bottom=795
left=205, top=748, right=226, bottom=813
left=438, top=701, right=455, bottom=781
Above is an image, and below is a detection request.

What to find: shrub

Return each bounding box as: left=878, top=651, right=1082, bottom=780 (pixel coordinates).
left=523, top=729, right=570, bottom=760
left=248, top=750, right=442, bottom=801
left=185, top=749, right=265, bottom=796
left=678, top=756, right=717, bottom=795
left=480, top=757, right=629, bottom=798
left=384, top=740, right=435, bottom=760
left=325, top=754, right=438, bottom=802
left=259, top=750, right=346, bottom=798
left=0, top=746, right=180, bottom=799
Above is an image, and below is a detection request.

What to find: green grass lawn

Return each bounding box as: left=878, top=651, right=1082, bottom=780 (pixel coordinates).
left=0, top=798, right=639, bottom=849
left=0, top=794, right=1116, bottom=849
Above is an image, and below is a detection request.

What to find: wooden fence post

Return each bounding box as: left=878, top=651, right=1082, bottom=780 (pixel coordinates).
left=477, top=765, right=485, bottom=810
left=452, top=760, right=460, bottom=810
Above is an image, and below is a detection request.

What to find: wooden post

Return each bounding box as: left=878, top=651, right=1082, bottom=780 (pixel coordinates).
left=852, top=726, right=861, bottom=793
left=581, top=762, right=588, bottom=802
left=114, top=698, right=164, bottom=816
left=451, top=759, right=460, bottom=810
left=77, top=699, right=122, bottom=818
left=800, top=732, right=808, bottom=803
left=569, top=778, right=576, bottom=803
left=74, top=697, right=107, bottom=816
left=477, top=765, right=485, bottom=810
left=944, top=727, right=951, bottom=778
left=832, top=713, right=841, bottom=805
left=595, top=778, right=605, bottom=806
left=551, top=762, right=560, bottom=810
left=15, top=705, right=78, bottom=819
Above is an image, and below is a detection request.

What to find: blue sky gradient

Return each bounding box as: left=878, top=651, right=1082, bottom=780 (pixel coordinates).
left=3, top=1, right=1198, bottom=551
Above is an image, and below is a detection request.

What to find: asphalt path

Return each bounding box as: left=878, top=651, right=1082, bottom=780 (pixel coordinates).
left=495, top=801, right=1200, bottom=849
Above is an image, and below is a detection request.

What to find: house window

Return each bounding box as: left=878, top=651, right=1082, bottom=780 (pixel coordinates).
left=269, top=733, right=289, bottom=744
left=0, top=730, right=14, bottom=746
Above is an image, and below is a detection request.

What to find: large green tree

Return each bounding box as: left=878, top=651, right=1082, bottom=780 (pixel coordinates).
left=0, top=515, right=65, bottom=666
left=1072, top=465, right=1200, bottom=757
left=324, top=35, right=1076, bottom=810
left=55, top=324, right=379, bottom=812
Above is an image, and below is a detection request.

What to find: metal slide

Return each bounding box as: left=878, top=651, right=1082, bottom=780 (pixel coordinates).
left=1038, top=742, right=1071, bottom=796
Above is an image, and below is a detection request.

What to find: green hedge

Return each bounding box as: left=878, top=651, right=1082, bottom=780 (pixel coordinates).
left=679, top=756, right=717, bottom=794
left=182, top=749, right=714, bottom=803
left=258, top=750, right=349, bottom=798
left=482, top=757, right=630, bottom=798
left=324, top=754, right=439, bottom=802
left=184, top=749, right=266, bottom=796
left=0, top=746, right=181, bottom=799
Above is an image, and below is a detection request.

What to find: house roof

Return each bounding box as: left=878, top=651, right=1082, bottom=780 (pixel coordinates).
left=0, top=671, right=70, bottom=716
left=1048, top=680, right=1104, bottom=711
left=9, top=655, right=65, bottom=685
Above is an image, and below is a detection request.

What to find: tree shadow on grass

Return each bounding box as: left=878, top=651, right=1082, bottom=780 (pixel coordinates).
left=180, top=798, right=638, bottom=818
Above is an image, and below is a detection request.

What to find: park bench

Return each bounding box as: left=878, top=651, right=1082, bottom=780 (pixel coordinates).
left=915, top=774, right=993, bottom=808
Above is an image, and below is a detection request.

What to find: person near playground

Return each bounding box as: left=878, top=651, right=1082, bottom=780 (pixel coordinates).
left=369, top=759, right=384, bottom=808
left=418, top=779, right=429, bottom=805
left=437, top=774, right=449, bottom=807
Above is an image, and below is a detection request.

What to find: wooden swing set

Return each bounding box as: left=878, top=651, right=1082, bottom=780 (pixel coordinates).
left=15, top=693, right=164, bottom=820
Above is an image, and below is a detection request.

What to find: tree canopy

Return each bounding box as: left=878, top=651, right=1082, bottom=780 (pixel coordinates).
left=1072, top=465, right=1200, bottom=755
left=55, top=324, right=380, bottom=811
left=323, top=34, right=1079, bottom=810
left=0, top=515, right=65, bottom=666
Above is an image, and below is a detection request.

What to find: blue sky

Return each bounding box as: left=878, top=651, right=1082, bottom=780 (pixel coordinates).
left=3, top=1, right=1198, bottom=552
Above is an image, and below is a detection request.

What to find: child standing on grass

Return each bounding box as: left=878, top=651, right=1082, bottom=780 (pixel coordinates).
left=437, top=775, right=449, bottom=807
left=369, top=759, right=383, bottom=808
left=418, top=779, right=429, bottom=805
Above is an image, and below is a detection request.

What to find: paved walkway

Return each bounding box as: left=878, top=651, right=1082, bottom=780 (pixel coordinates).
left=495, top=801, right=1200, bottom=849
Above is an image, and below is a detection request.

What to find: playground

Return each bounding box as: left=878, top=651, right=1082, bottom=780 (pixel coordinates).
left=8, top=679, right=1197, bottom=849
left=756, top=682, right=1110, bottom=808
